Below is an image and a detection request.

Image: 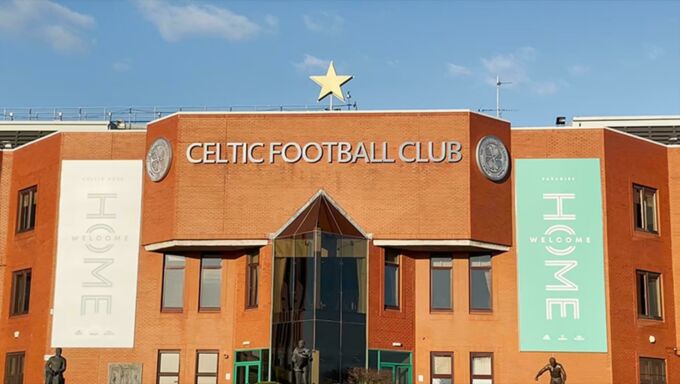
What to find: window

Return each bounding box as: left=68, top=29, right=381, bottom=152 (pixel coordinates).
left=199, top=256, right=222, bottom=311
left=10, top=269, right=31, bottom=316
left=637, top=270, right=662, bottom=320
left=431, top=254, right=452, bottom=311
left=431, top=352, right=453, bottom=384
left=157, top=351, right=180, bottom=384
left=196, top=351, right=218, bottom=384
left=470, top=256, right=492, bottom=311
left=246, top=250, right=259, bottom=308
left=162, top=255, right=185, bottom=311
left=640, top=357, right=666, bottom=384
left=16, top=186, right=37, bottom=233
left=4, top=352, right=24, bottom=384
left=634, top=185, right=658, bottom=233
left=384, top=249, right=399, bottom=309
left=470, top=353, right=493, bottom=384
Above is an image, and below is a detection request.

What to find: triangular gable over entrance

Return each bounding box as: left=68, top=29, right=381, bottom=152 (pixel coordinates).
left=272, top=190, right=369, bottom=239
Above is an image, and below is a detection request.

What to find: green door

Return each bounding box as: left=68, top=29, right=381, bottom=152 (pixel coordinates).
left=234, top=362, right=260, bottom=384
left=379, top=363, right=412, bottom=384
left=233, top=349, right=269, bottom=384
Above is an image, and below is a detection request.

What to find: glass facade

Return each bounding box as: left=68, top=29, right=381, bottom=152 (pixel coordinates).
left=272, top=231, right=367, bottom=384
left=271, top=194, right=368, bottom=384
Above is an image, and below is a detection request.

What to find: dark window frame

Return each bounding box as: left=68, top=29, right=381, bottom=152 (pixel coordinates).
left=246, top=250, right=259, bottom=309
left=469, top=255, right=492, bottom=312
left=157, top=350, right=181, bottom=384
left=161, top=254, right=185, bottom=313
left=637, top=270, right=663, bottom=320
left=10, top=269, right=31, bottom=316
left=384, top=249, right=400, bottom=310
left=431, top=351, right=453, bottom=384
left=4, top=351, right=25, bottom=384
left=16, top=186, right=37, bottom=233
left=470, top=352, right=493, bottom=384
left=199, top=255, right=222, bottom=312
left=633, top=184, right=658, bottom=234
left=195, top=350, right=219, bottom=384
left=430, top=254, right=453, bottom=312
left=639, top=356, right=666, bottom=384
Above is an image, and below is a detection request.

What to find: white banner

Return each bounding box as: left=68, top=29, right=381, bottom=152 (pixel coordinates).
left=51, top=160, right=143, bottom=348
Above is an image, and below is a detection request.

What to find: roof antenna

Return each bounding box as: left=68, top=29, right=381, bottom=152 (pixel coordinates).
left=495, top=75, right=512, bottom=118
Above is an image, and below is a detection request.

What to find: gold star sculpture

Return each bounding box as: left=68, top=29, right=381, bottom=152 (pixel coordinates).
left=310, top=61, right=353, bottom=102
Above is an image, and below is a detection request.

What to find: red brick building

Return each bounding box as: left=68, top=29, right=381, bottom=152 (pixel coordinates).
left=0, top=111, right=678, bottom=384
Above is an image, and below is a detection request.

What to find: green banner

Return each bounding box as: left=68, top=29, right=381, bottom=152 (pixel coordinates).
left=516, top=159, right=607, bottom=352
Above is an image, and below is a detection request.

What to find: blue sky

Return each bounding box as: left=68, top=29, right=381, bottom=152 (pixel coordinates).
left=0, top=0, right=678, bottom=126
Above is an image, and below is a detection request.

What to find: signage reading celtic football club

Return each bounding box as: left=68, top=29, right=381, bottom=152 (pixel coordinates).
left=185, top=141, right=463, bottom=164
left=515, top=158, right=607, bottom=352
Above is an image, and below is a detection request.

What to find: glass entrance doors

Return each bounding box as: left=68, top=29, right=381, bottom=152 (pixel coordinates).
left=369, top=350, right=413, bottom=384
left=234, top=363, right=259, bottom=384
left=379, top=364, right=412, bottom=384
left=234, top=349, right=269, bottom=384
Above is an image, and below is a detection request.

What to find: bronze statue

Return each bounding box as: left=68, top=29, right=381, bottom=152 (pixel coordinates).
left=535, top=357, right=566, bottom=384
left=45, top=348, right=67, bottom=384
left=291, top=339, right=312, bottom=384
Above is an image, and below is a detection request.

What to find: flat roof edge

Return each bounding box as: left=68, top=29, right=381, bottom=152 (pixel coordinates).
left=148, top=109, right=509, bottom=125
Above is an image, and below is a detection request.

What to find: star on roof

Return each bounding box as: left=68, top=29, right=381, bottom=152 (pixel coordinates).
left=309, top=61, right=353, bottom=102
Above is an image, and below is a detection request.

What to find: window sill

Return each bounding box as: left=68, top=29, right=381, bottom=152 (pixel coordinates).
left=8, top=313, right=30, bottom=319
left=384, top=306, right=400, bottom=312
left=633, top=229, right=660, bottom=238
left=160, top=308, right=183, bottom=313
left=198, top=308, right=221, bottom=313
left=637, top=316, right=664, bottom=324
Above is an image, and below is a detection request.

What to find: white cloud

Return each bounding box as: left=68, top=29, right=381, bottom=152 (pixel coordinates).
left=481, top=47, right=560, bottom=95
left=294, top=54, right=330, bottom=72
left=264, top=14, right=279, bottom=29
left=648, top=46, right=664, bottom=60
left=447, top=63, right=472, bottom=77
left=303, top=12, right=344, bottom=34
left=568, top=64, right=590, bottom=76
left=135, top=0, right=261, bottom=42
left=481, top=47, right=536, bottom=87
left=112, top=59, right=133, bottom=72
left=0, top=0, right=95, bottom=53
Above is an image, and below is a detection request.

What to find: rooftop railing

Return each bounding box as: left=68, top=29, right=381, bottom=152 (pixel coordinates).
left=0, top=104, right=358, bottom=126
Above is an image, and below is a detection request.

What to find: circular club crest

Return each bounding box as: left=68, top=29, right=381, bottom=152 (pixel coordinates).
left=476, top=135, right=509, bottom=181
left=146, top=137, right=172, bottom=182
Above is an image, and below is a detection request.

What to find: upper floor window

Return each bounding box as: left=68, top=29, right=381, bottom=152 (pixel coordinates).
left=470, top=255, right=492, bottom=311
left=431, top=254, right=452, bottom=311
left=384, top=249, right=400, bottom=309
left=200, top=256, right=222, bottom=311
left=10, top=269, right=31, bottom=316
left=16, top=186, right=37, bottom=233
left=640, top=357, right=666, bottom=384
left=634, top=185, right=658, bottom=233
left=157, top=350, right=180, bottom=384
left=162, top=255, right=185, bottom=312
left=246, top=250, right=259, bottom=308
left=637, top=270, right=662, bottom=320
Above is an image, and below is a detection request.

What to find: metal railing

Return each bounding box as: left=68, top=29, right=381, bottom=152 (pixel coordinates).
left=0, top=103, right=359, bottom=126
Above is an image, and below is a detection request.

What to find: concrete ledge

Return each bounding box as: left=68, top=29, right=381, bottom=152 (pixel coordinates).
left=144, top=239, right=269, bottom=253
left=372, top=239, right=510, bottom=253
